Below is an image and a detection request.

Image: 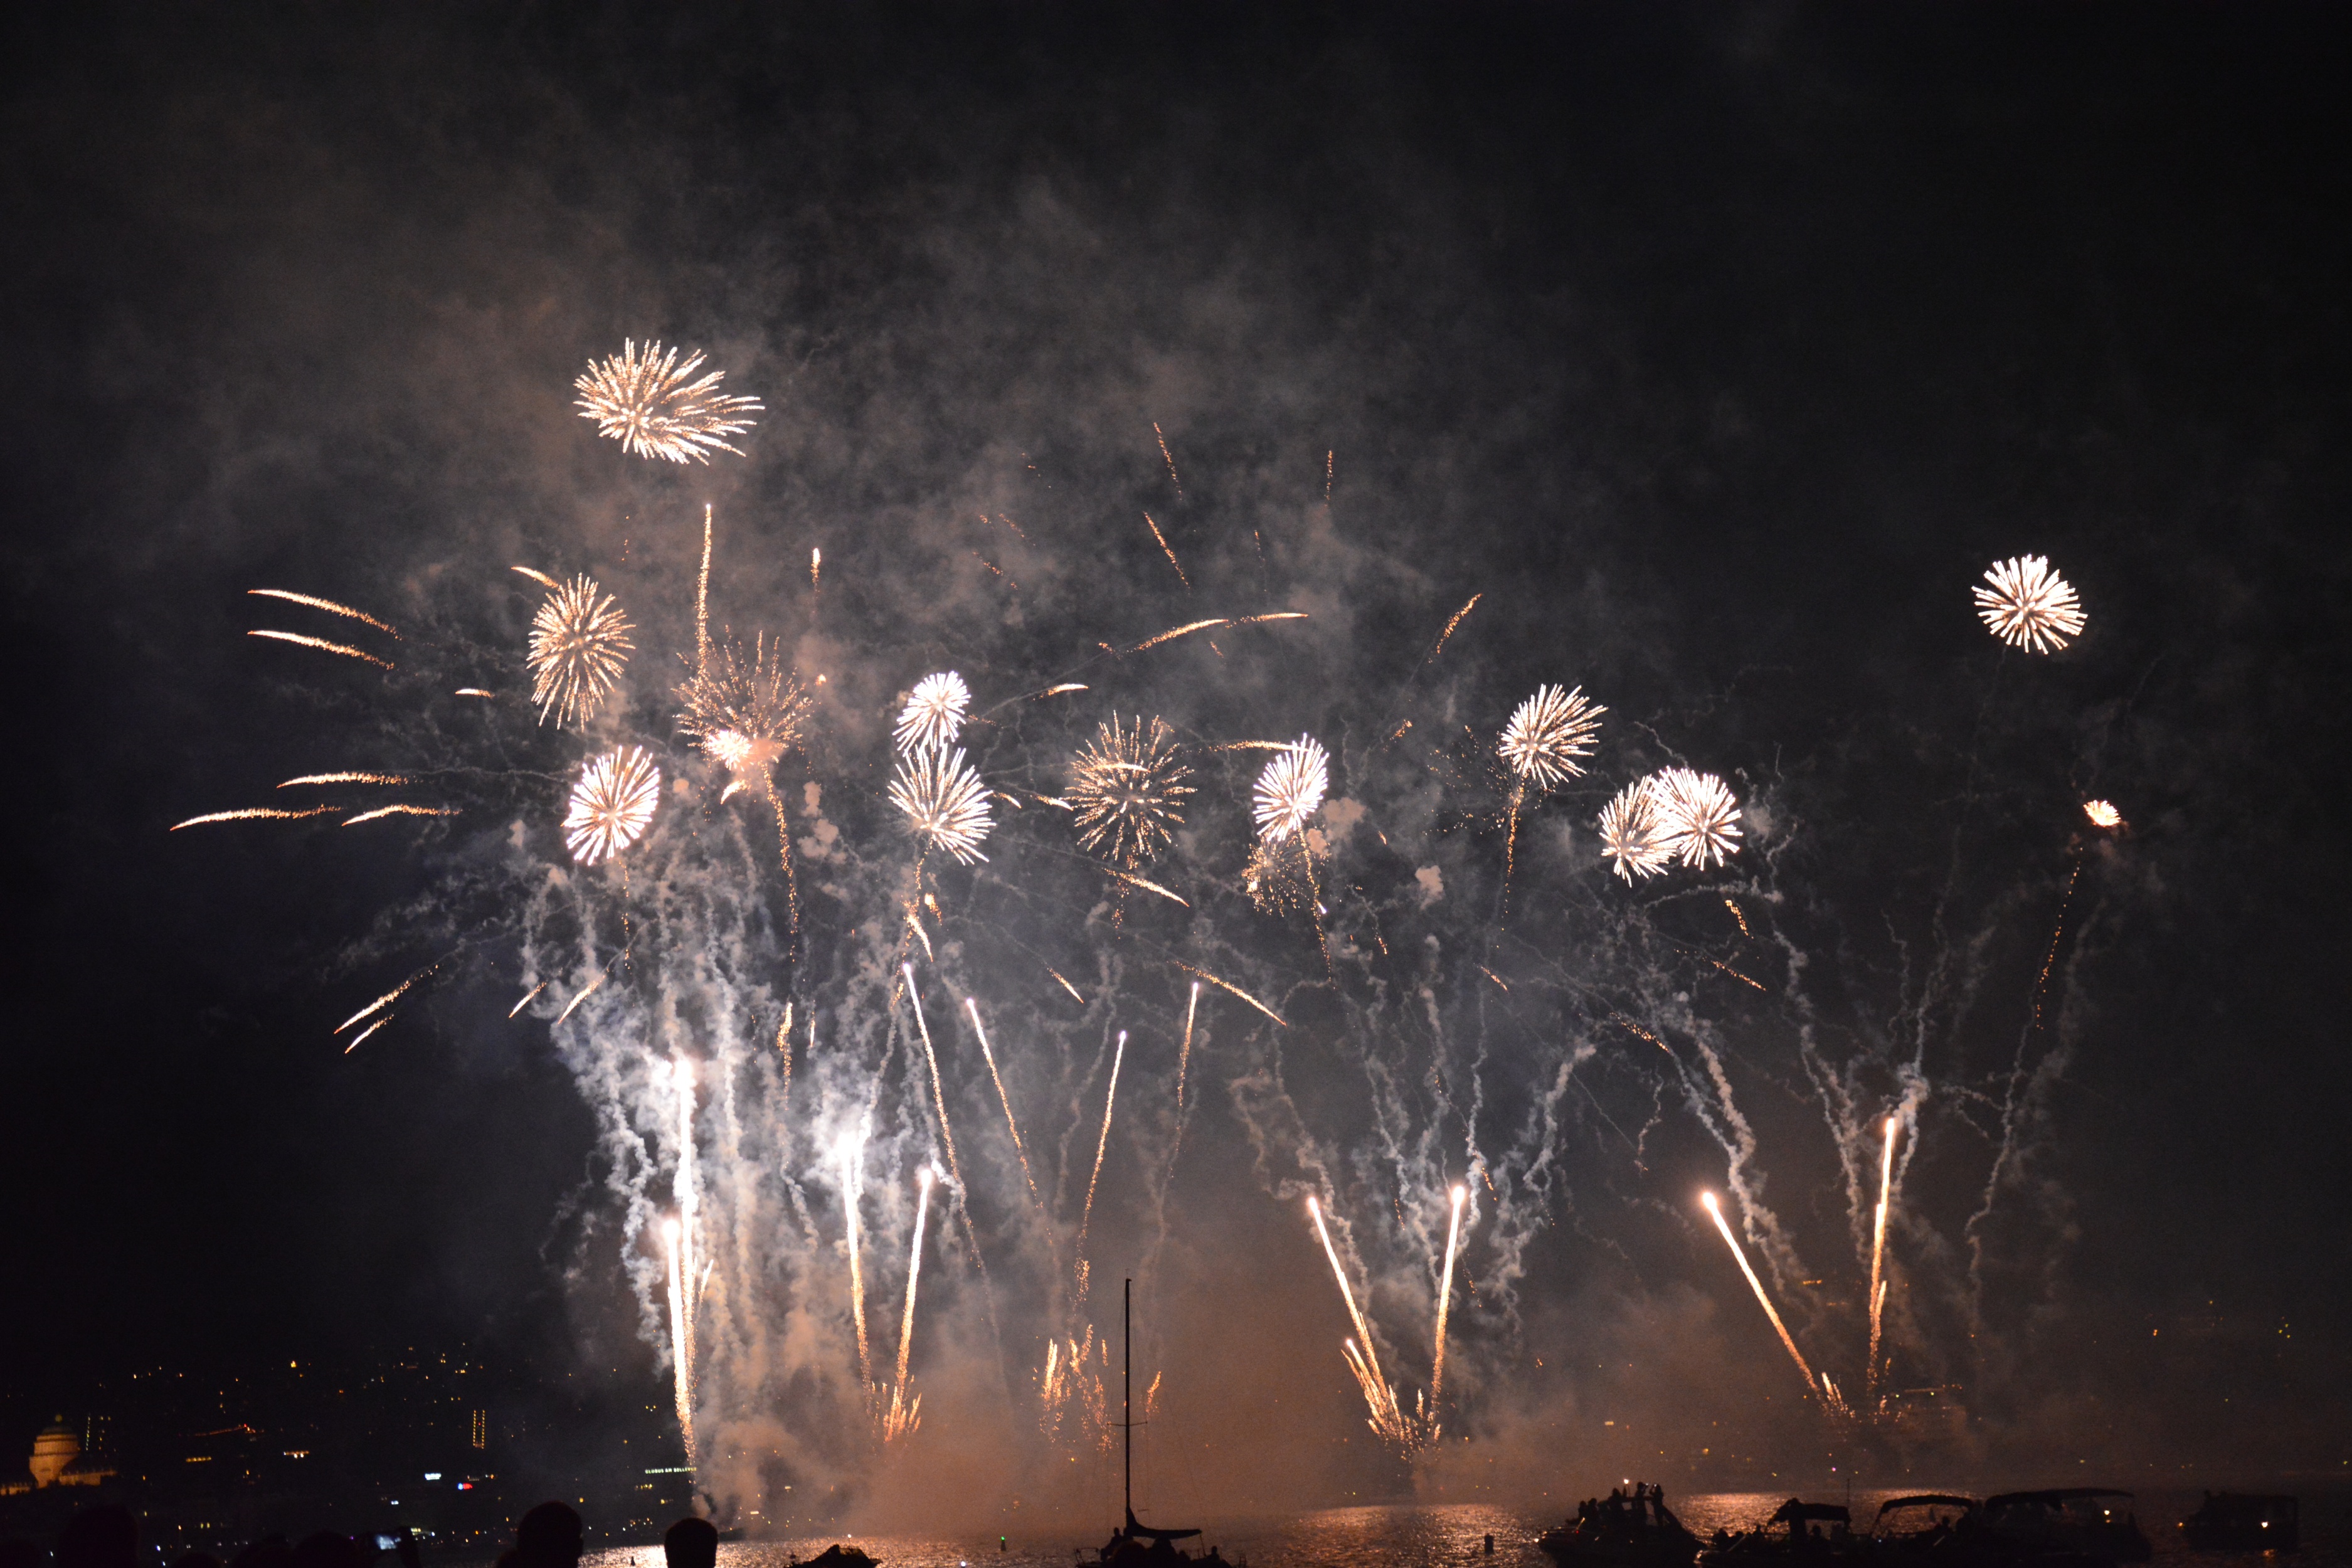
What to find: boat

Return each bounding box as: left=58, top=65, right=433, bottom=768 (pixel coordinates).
left=798, top=1549, right=879, bottom=1568
left=2180, top=1493, right=2298, bottom=1552
left=1697, top=1500, right=1859, bottom=1566
left=1976, top=1490, right=2152, bottom=1564
left=1867, top=1496, right=1978, bottom=1567
left=1536, top=1482, right=1703, bottom=1567
left=1092, top=1279, right=1232, bottom=1566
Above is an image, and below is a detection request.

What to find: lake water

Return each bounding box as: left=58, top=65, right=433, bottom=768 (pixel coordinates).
left=581, top=1490, right=2351, bottom=1568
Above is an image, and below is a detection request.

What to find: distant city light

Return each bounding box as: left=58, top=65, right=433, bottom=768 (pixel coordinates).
left=423, top=1472, right=441, bottom=1480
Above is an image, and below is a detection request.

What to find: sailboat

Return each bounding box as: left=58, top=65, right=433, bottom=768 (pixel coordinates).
left=1092, top=1279, right=1231, bottom=1567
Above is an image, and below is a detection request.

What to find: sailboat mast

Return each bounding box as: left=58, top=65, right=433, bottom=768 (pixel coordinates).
left=1123, top=1275, right=1133, bottom=1520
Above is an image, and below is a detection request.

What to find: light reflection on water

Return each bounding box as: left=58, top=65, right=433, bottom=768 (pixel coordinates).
left=580, top=1491, right=2348, bottom=1568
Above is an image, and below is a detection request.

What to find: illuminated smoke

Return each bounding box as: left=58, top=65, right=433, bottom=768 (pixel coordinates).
left=573, top=339, right=763, bottom=464
left=527, top=575, right=635, bottom=729
left=1974, top=553, right=2086, bottom=654
left=563, top=746, right=661, bottom=864
left=893, top=671, right=971, bottom=755
left=1498, top=684, right=1605, bottom=787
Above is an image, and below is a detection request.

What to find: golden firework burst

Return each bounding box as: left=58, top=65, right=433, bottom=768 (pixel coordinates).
left=573, top=339, right=763, bottom=464
left=1499, top=684, right=1605, bottom=787
left=1068, top=715, right=1194, bottom=869
left=675, top=633, right=810, bottom=777
left=889, top=746, right=994, bottom=864
left=528, top=575, right=634, bottom=729
left=1974, top=554, right=2086, bottom=654
left=564, top=745, right=661, bottom=864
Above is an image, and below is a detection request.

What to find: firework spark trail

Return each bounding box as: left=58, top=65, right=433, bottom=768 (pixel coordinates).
left=1974, top=554, right=2086, bottom=654
left=889, top=1167, right=936, bottom=1419
left=1076, top=1030, right=1127, bottom=1269
left=1047, top=968, right=1085, bottom=1005
left=1426, top=593, right=1482, bottom=664
left=1702, top=1192, right=1819, bottom=1397
left=1153, top=422, right=1182, bottom=497
left=1126, top=612, right=1307, bottom=654
left=776, top=1007, right=793, bottom=1099
left=1142, top=514, right=1190, bottom=589
left=901, top=970, right=968, bottom=1201
left=247, top=630, right=393, bottom=669
left=1724, top=896, right=1752, bottom=938
left=574, top=339, right=763, bottom=464
left=340, top=1018, right=390, bottom=1054
left=551, top=974, right=602, bottom=1028
left=1429, top=1184, right=1466, bottom=1419
left=1169, top=961, right=1286, bottom=1027
left=511, top=566, right=559, bottom=588
left=343, top=804, right=458, bottom=825
left=695, top=504, right=712, bottom=677
left=333, top=977, right=419, bottom=1035
left=279, top=772, right=408, bottom=788
left=1175, top=982, right=1200, bottom=1111
left=247, top=590, right=399, bottom=638
left=840, top=1133, right=872, bottom=1386
left=1310, top=1197, right=1404, bottom=1436
left=670, top=1059, right=701, bottom=1357
left=508, top=981, right=548, bottom=1018
left=454, top=689, right=493, bottom=699
left=1867, top=1116, right=1898, bottom=1396
left=662, top=1217, right=695, bottom=1468
left=964, top=999, right=1038, bottom=1205
left=170, top=806, right=338, bottom=830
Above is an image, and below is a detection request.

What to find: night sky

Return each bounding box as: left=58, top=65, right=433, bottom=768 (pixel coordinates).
left=3, top=3, right=2349, bottom=1518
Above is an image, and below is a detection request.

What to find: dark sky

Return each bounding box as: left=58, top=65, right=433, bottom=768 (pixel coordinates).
left=3, top=1, right=2349, bottom=1517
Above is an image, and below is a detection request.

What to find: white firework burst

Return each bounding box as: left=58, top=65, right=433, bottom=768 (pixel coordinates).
left=890, top=747, right=994, bottom=864
left=894, top=672, right=971, bottom=755
left=1651, top=767, right=1743, bottom=869
left=1500, top=683, right=1606, bottom=788
left=1252, top=735, right=1329, bottom=843
left=1596, top=778, right=1672, bottom=882
left=564, top=746, right=662, bottom=865
left=1973, top=554, right=2085, bottom=654
left=527, top=575, right=635, bottom=729
left=2082, top=798, right=2123, bottom=830
left=573, top=339, right=763, bottom=464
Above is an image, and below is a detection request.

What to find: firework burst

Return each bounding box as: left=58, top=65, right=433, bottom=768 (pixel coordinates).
left=1974, top=554, right=2086, bottom=654
left=1068, top=715, right=1194, bottom=869
left=573, top=339, right=763, bottom=464
left=2083, top=798, right=2123, bottom=829
left=1499, top=684, right=1605, bottom=787
left=889, top=746, right=993, bottom=864
left=894, top=672, right=971, bottom=755
left=1596, top=778, right=1673, bottom=882
left=676, top=633, right=811, bottom=778
left=564, top=745, right=662, bottom=865
left=528, top=576, right=635, bottom=729
left=1252, top=734, right=1329, bottom=842
left=1651, top=767, right=1742, bottom=869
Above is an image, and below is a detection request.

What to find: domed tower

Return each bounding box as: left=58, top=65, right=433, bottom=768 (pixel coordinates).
left=29, top=1418, right=80, bottom=1486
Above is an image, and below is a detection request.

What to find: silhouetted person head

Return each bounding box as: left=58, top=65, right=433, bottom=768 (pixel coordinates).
left=663, top=1518, right=717, bottom=1568
left=290, top=1535, right=366, bottom=1568
left=171, top=1554, right=225, bottom=1568
left=231, top=1537, right=292, bottom=1568
left=58, top=1508, right=137, bottom=1568
left=514, top=1504, right=583, bottom=1568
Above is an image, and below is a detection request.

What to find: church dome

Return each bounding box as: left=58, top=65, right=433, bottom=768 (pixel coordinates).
left=29, top=1419, right=82, bottom=1486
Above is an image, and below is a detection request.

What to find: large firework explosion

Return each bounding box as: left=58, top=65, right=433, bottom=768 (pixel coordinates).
left=166, top=327, right=2127, bottom=1521
left=1974, top=553, right=2087, bottom=654
left=573, top=339, right=765, bottom=464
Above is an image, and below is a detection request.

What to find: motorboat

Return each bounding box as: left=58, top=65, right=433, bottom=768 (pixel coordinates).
left=1698, top=1500, right=1858, bottom=1566
left=2180, top=1493, right=2297, bottom=1552
left=1867, top=1496, right=1977, bottom=1567
left=1537, top=1483, right=1703, bottom=1567
left=1976, top=1490, right=2151, bottom=1564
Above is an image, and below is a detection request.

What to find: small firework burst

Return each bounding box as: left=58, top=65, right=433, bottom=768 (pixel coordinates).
left=1253, top=735, right=1329, bottom=843
left=1596, top=778, right=1672, bottom=882
left=528, top=576, right=635, bottom=729
left=1244, top=837, right=1316, bottom=914
left=1069, top=716, right=1194, bottom=869
left=894, top=672, right=971, bottom=755
left=1652, top=767, right=1744, bottom=869
left=889, top=746, right=994, bottom=864
left=564, top=745, right=661, bottom=865
left=676, top=633, right=811, bottom=777
left=1974, top=554, right=2086, bottom=654
left=1499, top=684, right=1606, bottom=788
left=573, top=339, right=763, bottom=464
left=2083, top=798, right=2123, bottom=830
